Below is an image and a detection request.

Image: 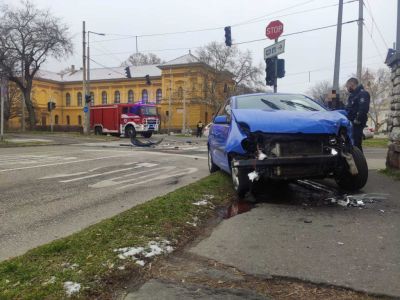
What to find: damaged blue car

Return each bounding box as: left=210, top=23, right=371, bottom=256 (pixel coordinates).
left=208, top=93, right=368, bottom=197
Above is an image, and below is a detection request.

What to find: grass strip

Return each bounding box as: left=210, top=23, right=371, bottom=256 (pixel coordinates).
left=380, top=168, right=400, bottom=181
left=0, top=172, right=233, bottom=299
left=0, top=140, right=52, bottom=148
left=363, top=138, right=389, bottom=148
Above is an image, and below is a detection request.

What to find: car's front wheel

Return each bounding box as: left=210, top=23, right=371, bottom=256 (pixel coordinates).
left=208, top=148, right=219, bottom=173
left=335, top=147, right=368, bottom=191
left=230, top=160, right=250, bottom=198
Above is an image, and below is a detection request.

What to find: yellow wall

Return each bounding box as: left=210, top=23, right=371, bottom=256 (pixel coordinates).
left=8, top=64, right=234, bottom=132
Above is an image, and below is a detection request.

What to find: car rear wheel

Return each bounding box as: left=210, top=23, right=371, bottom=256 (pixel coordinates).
left=230, top=160, right=250, bottom=198
left=208, top=148, right=219, bottom=173
left=335, top=146, right=368, bottom=191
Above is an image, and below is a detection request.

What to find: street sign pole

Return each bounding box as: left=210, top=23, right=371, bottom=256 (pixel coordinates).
left=274, top=38, right=278, bottom=93
left=50, top=100, right=53, bottom=133
left=0, top=77, right=6, bottom=141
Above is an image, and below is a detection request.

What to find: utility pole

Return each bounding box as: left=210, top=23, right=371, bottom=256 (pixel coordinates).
left=274, top=38, right=278, bottom=93
left=0, top=76, right=6, bottom=141
left=21, top=60, right=25, bottom=132
left=168, top=68, right=172, bottom=134
left=333, top=0, right=343, bottom=93
left=357, top=0, right=364, bottom=81
left=83, top=21, right=89, bottom=135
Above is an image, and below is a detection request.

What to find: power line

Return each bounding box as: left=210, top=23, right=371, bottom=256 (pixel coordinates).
left=364, top=0, right=389, bottom=48
left=89, top=58, right=126, bottom=76
left=233, top=19, right=358, bottom=46
left=363, top=23, right=385, bottom=60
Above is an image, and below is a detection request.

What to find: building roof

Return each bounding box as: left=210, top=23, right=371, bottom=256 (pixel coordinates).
left=36, top=64, right=161, bottom=83
left=158, top=53, right=204, bottom=68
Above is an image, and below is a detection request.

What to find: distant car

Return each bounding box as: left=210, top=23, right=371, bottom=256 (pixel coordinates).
left=207, top=93, right=368, bottom=197
left=202, top=123, right=212, bottom=137
left=363, top=127, right=374, bottom=139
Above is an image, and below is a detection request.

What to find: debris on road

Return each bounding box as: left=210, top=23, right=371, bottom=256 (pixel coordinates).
left=327, top=193, right=388, bottom=208
left=130, top=137, right=164, bottom=147
left=337, top=242, right=344, bottom=246
left=63, top=281, right=81, bottom=297
left=193, top=200, right=208, bottom=206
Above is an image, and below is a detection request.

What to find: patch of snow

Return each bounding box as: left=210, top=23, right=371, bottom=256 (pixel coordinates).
left=42, top=276, right=56, bottom=286
left=258, top=151, right=267, bottom=160
left=203, top=194, right=215, bottom=200
left=186, top=221, right=197, bottom=227
left=114, top=240, right=174, bottom=263
left=64, top=281, right=81, bottom=297
left=248, top=171, right=260, bottom=182
left=337, top=242, right=344, bottom=245
left=118, top=266, right=125, bottom=270
left=135, top=260, right=145, bottom=266
left=193, top=200, right=208, bottom=206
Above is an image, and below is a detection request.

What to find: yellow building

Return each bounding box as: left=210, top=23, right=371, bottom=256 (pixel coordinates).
left=8, top=53, right=234, bottom=133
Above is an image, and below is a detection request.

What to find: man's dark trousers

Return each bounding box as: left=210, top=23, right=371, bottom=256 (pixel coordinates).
left=352, top=123, right=364, bottom=152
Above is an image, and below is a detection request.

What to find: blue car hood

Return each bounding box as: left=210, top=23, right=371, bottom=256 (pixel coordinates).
left=232, top=109, right=350, bottom=134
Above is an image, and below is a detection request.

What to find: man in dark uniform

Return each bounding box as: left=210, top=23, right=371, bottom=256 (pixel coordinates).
left=345, top=77, right=370, bottom=152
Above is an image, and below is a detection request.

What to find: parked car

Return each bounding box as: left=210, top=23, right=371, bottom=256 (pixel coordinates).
left=207, top=93, right=368, bottom=197
left=203, top=123, right=212, bottom=137
left=363, top=126, right=374, bottom=139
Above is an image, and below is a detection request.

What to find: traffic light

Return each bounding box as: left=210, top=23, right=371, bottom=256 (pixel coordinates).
left=224, top=26, right=232, bottom=47
left=265, top=58, right=276, bottom=86
left=277, top=59, right=285, bottom=78
left=85, top=94, right=91, bottom=103
left=124, top=66, right=131, bottom=78
left=145, top=74, right=151, bottom=85
left=47, top=101, right=56, bottom=112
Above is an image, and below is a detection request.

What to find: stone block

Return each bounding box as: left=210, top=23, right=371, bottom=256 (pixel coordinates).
left=393, top=117, right=400, bottom=126
left=389, top=126, right=400, bottom=141
left=391, top=96, right=400, bottom=104
left=386, top=142, right=400, bottom=169
left=396, top=68, right=400, bottom=76
left=393, top=85, right=400, bottom=95
left=391, top=103, right=400, bottom=110
left=394, top=76, right=400, bottom=86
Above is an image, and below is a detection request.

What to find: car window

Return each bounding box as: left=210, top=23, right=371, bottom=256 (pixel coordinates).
left=235, top=94, right=325, bottom=112
left=122, top=107, right=128, bottom=114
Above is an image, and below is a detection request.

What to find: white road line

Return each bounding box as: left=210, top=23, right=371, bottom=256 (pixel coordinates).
left=116, top=168, right=198, bottom=190
left=89, top=166, right=175, bottom=188
left=60, top=167, right=134, bottom=183
left=0, top=154, right=128, bottom=173
left=39, top=172, right=88, bottom=179
left=81, top=149, right=207, bottom=160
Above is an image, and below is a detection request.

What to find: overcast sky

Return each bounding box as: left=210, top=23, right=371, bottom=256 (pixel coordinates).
left=3, top=0, right=397, bottom=93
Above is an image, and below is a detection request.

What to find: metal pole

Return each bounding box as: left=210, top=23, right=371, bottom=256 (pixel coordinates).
left=83, top=21, right=88, bottom=135
left=86, top=32, right=91, bottom=135
left=50, top=102, right=53, bottom=133
left=1, top=76, right=5, bottom=141
left=21, top=60, right=25, bottom=132
left=136, top=36, right=138, bottom=53
left=357, top=0, right=364, bottom=81
left=397, top=0, right=400, bottom=51
left=333, top=0, right=344, bottom=92
left=168, top=68, right=172, bottom=134
left=182, top=75, right=186, bottom=133
left=274, top=38, right=278, bottom=93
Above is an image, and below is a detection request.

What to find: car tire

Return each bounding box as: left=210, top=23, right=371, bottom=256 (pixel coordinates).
left=125, top=126, right=136, bottom=138
left=230, top=160, right=250, bottom=198
left=335, top=147, right=368, bottom=191
left=141, top=131, right=153, bottom=138
left=208, top=148, right=219, bottom=173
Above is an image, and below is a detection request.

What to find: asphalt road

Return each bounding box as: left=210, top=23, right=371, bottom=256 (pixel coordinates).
left=190, top=148, right=400, bottom=298
left=0, top=142, right=208, bottom=261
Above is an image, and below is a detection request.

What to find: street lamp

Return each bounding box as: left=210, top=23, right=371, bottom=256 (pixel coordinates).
left=84, top=30, right=105, bottom=135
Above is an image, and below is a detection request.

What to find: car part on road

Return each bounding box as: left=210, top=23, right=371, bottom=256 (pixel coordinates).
left=141, top=131, right=153, bottom=138
left=130, top=137, right=163, bottom=147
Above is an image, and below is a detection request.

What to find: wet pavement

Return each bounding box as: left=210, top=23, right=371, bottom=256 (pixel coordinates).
left=190, top=170, right=400, bottom=297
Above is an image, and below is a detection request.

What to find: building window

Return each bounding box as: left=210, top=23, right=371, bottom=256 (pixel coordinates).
left=114, top=90, right=120, bottom=103
left=142, top=89, right=148, bottom=103
left=102, top=91, right=107, bottom=104
left=177, top=87, right=183, bottom=99
left=166, top=110, right=169, bottom=116
left=77, top=92, right=82, bottom=106
left=66, top=93, right=71, bottom=107
left=55, top=115, right=59, bottom=125
left=78, top=115, right=82, bottom=125
left=66, top=115, right=70, bottom=125
left=128, top=90, right=134, bottom=103
left=156, top=88, right=162, bottom=103
left=90, top=92, right=94, bottom=105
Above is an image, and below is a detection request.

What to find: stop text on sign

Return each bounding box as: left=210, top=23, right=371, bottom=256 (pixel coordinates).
left=266, top=20, right=284, bottom=40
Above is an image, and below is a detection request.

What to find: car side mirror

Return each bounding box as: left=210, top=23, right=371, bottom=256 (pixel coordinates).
left=214, top=115, right=229, bottom=124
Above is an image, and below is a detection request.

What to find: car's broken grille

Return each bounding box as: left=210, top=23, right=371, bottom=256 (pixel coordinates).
left=279, top=140, right=323, bottom=156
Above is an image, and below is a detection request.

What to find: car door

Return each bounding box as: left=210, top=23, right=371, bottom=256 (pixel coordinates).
left=209, top=99, right=232, bottom=172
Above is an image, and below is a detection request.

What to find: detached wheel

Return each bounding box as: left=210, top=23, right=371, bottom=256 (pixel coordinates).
left=208, top=148, right=219, bottom=173
left=95, top=126, right=102, bottom=135
left=125, top=125, right=136, bottom=138
left=141, top=131, right=153, bottom=138
left=335, top=147, right=368, bottom=191
left=230, top=160, right=250, bottom=198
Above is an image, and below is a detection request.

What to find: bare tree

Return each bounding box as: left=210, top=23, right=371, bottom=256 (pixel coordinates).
left=0, top=0, right=73, bottom=128
left=122, top=53, right=164, bottom=66
left=360, top=68, right=391, bottom=131
left=196, top=42, right=264, bottom=109
left=306, top=80, right=332, bottom=105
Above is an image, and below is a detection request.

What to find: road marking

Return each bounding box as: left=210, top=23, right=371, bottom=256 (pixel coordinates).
left=39, top=172, right=88, bottom=179
left=0, top=154, right=129, bottom=173
left=116, top=168, right=198, bottom=190
left=81, top=149, right=207, bottom=160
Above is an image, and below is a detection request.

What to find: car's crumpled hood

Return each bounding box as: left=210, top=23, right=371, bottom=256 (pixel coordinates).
left=232, top=109, right=350, bottom=134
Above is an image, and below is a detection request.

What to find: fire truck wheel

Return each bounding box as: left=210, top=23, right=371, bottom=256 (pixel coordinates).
left=94, top=126, right=103, bottom=135
left=125, top=125, right=136, bottom=138
left=141, top=131, right=153, bottom=138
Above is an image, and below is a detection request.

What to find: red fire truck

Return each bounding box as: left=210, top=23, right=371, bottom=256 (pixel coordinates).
left=90, top=103, right=160, bottom=138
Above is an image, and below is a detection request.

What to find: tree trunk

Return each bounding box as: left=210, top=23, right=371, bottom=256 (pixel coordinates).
left=24, top=87, right=36, bottom=128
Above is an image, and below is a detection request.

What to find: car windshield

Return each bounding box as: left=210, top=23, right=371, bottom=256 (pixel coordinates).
left=235, top=94, right=325, bottom=112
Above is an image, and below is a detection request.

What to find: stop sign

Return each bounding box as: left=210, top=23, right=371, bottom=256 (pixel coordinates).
left=266, top=20, right=284, bottom=40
